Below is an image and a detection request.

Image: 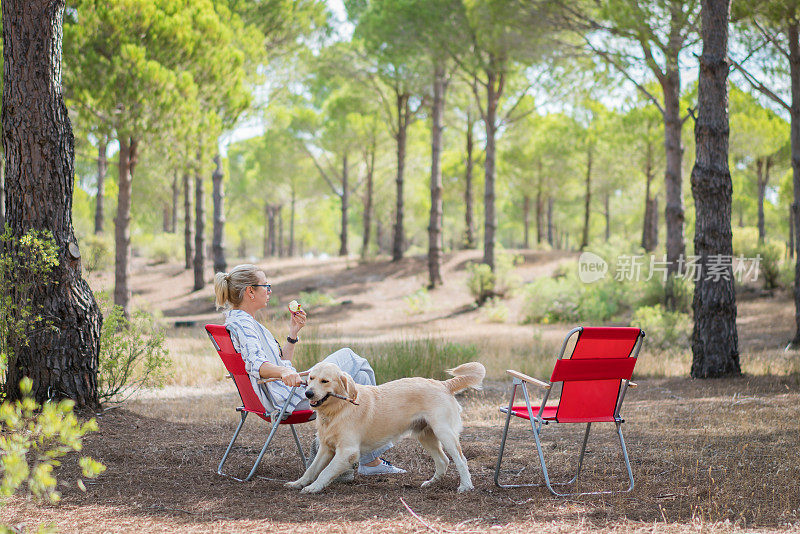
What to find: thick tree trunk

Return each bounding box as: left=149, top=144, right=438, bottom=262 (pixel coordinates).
left=340, top=153, right=349, bottom=257
left=392, top=94, right=409, bottom=261
left=690, top=0, right=740, bottom=378
left=464, top=111, right=476, bottom=250
left=94, top=138, right=107, bottom=234
left=789, top=21, right=800, bottom=347
left=183, top=172, right=193, bottom=270
left=756, top=156, right=772, bottom=244
left=114, top=136, right=136, bottom=315
left=2, top=0, right=102, bottom=405
left=523, top=195, right=531, bottom=249
left=581, top=145, right=592, bottom=250
left=362, top=143, right=375, bottom=260
left=663, top=71, right=686, bottom=274
left=193, top=150, right=205, bottom=292
left=0, top=152, right=5, bottom=230
left=212, top=153, right=226, bottom=274
left=170, top=173, right=178, bottom=233
left=483, top=68, right=502, bottom=271
left=162, top=206, right=170, bottom=233
left=428, top=64, right=446, bottom=288
left=289, top=188, right=296, bottom=257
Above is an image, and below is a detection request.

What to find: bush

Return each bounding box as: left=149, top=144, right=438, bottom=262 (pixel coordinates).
left=631, top=305, right=691, bottom=352
left=142, top=233, right=182, bottom=265
left=404, top=288, right=432, bottom=315
left=752, top=242, right=783, bottom=290
left=97, top=294, right=172, bottom=403
left=481, top=297, right=509, bottom=323
left=466, top=251, right=522, bottom=305
left=79, top=232, right=113, bottom=272
left=298, top=290, right=336, bottom=309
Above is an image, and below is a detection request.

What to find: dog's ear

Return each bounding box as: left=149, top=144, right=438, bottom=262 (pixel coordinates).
left=338, top=372, right=358, bottom=401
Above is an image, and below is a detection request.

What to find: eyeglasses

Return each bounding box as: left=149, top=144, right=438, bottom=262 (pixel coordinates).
left=252, top=284, right=271, bottom=292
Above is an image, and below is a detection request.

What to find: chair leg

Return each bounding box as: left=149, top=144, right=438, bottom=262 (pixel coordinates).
left=616, top=422, right=634, bottom=492
left=244, top=416, right=283, bottom=482
left=494, top=385, right=523, bottom=488
left=218, top=412, right=249, bottom=481
left=290, top=424, right=307, bottom=470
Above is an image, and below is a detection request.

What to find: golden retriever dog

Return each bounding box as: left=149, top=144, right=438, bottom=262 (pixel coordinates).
left=285, top=361, right=485, bottom=494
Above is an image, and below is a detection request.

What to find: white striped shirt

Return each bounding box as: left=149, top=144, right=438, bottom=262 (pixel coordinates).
left=224, top=309, right=305, bottom=412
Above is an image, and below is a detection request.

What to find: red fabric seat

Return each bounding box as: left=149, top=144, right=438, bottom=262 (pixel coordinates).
left=495, top=326, right=644, bottom=496
left=206, top=323, right=314, bottom=482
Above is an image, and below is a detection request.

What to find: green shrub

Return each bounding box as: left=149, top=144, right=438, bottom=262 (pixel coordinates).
left=79, top=232, right=114, bottom=272
left=631, top=305, right=691, bottom=352
left=466, top=251, right=522, bottom=305
left=97, top=294, right=172, bottom=403
left=779, top=259, right=794, bottom=290
left=404, top=288, right=432, bottom=315
left=732, top=226, right=759, bottom=256
left=298, top=290, right=336, bottom=309
left=143, top=233, right=182, bottom=264
left=752, top=242, right=783, bottom=290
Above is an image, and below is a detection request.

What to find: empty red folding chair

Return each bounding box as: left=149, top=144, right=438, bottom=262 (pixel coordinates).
left=494, top=326, right=645, bottom=496
left=205, top=324, right=315, bottom=482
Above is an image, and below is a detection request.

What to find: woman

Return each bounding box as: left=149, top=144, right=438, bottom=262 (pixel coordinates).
left=213, top=263, right=404, bottom=476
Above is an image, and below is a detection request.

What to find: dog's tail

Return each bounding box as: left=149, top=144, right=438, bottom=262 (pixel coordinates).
left=443, top=362, right=486, bottom=395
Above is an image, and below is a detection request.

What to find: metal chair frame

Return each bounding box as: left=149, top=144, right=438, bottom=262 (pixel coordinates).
left=206, top=325, right=315, bottom=482
left=494, top=326, right=645, bottom=496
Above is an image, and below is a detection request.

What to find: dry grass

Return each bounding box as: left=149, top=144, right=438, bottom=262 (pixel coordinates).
left=4, top=252, right=799, bottom=533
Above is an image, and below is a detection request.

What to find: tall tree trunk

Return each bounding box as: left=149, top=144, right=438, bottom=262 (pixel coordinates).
left=266, top=203, right=276, bottom=257
left=0, top=151, right=5, bottom=230
left=642, top=142, right=656, bottom=251
left=2, top=0, right=102, bottom=405
left=757, top=157, right=766, bottom=244
left=392, top=94, right=409, bottom=261
left=428, top=63, right=446, bottom=288
left=340, top=153, right=349, bottom=257
left=193, top=150, right=205, bottom=292
left=94, top=138, right=107, bottom=234
left=114, top=136, right=137, bottom=315
left=604, top=192, right=611, bottom=242
left=362, top=142, right=375, bottom=260
left=690, top=0, right=740, bottom=378
left=162, top=205, right=170, bottom=232
left=581, top=144, right=592, bottom=250
left=289, top=188, right=296, bottom=257
left=278, top=205, right=284, bottom=257
left=170, top=172, right=178, bottom=233
left=183, top=172, right=193, bottom=269
left=212, top=153, right=226, bottom=274
left=547, top=196, right=554, bottom=247
left=663, top=70, right=686, bottom=274
left=523, top=195, right=531, bottom=249
left=789, top=20, right=800, bottom=347
left=790, top=203, right=795, bottom=260
left=536, top=169, right=544, bottom=245
left=483, top=68, right=502, bottom=271
left=464, top=109, right=476, bottom=249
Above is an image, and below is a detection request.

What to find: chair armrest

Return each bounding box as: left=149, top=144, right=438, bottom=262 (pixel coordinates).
left=627, top=380, right=638, bottom=388
left=507, top=369, right=551, bottom=389
left=258, top=370, right=310, bottom=384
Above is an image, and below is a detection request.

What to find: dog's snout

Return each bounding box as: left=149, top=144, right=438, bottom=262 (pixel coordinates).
left=305, top=389, right=315, bottom=399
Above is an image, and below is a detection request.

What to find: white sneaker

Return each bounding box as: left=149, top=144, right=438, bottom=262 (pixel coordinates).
left=358, top=458, right=406, bottom=476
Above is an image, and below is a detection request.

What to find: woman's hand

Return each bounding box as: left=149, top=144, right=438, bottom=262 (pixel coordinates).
left=289, top=309, right=307, bottom=338
left=279, top=368, right=303, bottom=387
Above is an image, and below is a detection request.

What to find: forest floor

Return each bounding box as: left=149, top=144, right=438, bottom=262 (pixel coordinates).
left=2, top=249, right=799, bottom=533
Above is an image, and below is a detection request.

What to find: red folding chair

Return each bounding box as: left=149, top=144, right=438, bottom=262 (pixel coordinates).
left=494, top=326, right=645, bottom=496
left=205, top=324, right=315, bottom=482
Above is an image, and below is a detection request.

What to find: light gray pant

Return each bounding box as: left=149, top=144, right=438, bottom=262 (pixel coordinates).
left=296, top=348, right=392, bottom=465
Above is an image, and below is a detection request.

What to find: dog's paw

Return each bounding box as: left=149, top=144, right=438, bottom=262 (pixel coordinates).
left=300, top=483, right=325, bottom=494
left=457, top=483, right=474, bottom=493
left=285, top=479, right=306, bottom=490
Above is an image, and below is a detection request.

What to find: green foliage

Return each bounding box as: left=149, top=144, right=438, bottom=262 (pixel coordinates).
left=631, top=305, right=692, bottom=352
left=80, top=233, right=114, bottom=273
left=0, top=228, right=60, bottom=392
left=466, top=251, right=522, bottom=304
left=137, top=232, right=182, bottom=265
left=755, top=242, right=784, bottom=290
left=97, top=294, right=171, bottom=403
left=298, top=291, right=337, bottom=309
left=480, top=297, right=509, bottom=323
left=404, top=288, right=432, bottom=315
left=0, top=378, right=105, bottom=506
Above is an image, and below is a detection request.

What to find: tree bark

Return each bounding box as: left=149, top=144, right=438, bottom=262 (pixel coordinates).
left=690, top=0, right=740, bottom=378
left=2, top=0, right=102, bottom=406
left=790, top=203, right=795, bottom=260
left=482, top=67, right=502, bottom=271
left=0, top=152, right=5, bottom=230
left=94, top=138, right=107, bottom=234
left=392, top=93, right=409, bottom=261
left=193, top=149, right=205, bottom=291
left=428, top=64, right=446, bottom=288
left=523, top=195, right=531, bottom=249
left=535, top=167, right=544, bottom=245
left=266, top=203, right=276, bottom=257
left=663, top=71, right=686, bottom=274
left=362, top=142, right=375, bottom=260
left=340, top=153, right=349, bottom=257
left=581, top=144, right=592, bottom=250
left=183, top=172, right=193, bottom=269
left=642, top=142, right=657, bottom=252
left=278, top=205, right=284, bottom=257
left=170, top=172, right=178, bottom=233
left=114, top=136, right=136, bottom=315
left=790, top=21, right=800, bottom=347
left=464, top=109, right=476, bottom=249
left=756, top=156, right=772, bottom=245
left=212, top=153, right=226, bottom=274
